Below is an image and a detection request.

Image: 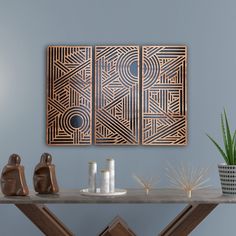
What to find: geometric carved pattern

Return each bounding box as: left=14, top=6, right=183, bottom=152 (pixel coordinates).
left=95, top=46, right=139, bottom=145
left=47, top=46, right=92, bottom=145
left=46, top=45, right=187, bottom=146
left=142, top=46, right=187, bottom=145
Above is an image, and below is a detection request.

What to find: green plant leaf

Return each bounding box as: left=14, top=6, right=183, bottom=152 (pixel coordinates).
left=221, top=113, right=229, bottom=161
left=233, top=130, right=236, bottom=164
left=224, top=110, right=233, bottom=164
left=206, top=134, right=229, bottom=164
left=233, top=130, right=236, bottom=142
left=207, top=110, right=236, bottom=165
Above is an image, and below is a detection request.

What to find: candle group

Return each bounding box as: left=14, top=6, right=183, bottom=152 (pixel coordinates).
left=88, top=159, right=115, bottom=194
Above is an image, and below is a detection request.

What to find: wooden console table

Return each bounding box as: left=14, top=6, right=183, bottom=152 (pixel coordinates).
left=0, top=188, right=232, bottom=236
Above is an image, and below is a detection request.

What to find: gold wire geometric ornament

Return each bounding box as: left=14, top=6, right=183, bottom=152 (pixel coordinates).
left=47, top=46, right=92, bottom=145
left=142, top=46, right=187, bottom=145
left=166, top=163, right=210, bottom=198
left=133, top=174, right=159, bottom=195
left=95, top=46, right=140, bottom=145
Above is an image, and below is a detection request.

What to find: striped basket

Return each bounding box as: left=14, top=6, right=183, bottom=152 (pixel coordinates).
left=218, top=164, right=236, bottom=195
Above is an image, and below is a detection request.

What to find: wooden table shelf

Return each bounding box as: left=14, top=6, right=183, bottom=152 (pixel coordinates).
left=2, top=188, right=233, bottom=236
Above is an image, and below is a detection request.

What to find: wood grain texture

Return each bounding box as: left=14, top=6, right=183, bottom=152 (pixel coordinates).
left=142, top=46, right=187, bottom=145
left=159, top=204, right=217, bottom=236
left=16, top=204, right=74, bottom=236
left=46, top=45, right=188, bottom=146
left=0, top=189, right=230, bottom=204
left=2, top=189, right=234, bottom=236
left=99, top=216, right=136, bottom=236
left=95, top=46, right=139, bottom=145
left=47, top=46, right=92, bottom=145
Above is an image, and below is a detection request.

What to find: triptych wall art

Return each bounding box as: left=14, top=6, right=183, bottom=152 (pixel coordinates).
left=46, top=45, right=187, bottom=146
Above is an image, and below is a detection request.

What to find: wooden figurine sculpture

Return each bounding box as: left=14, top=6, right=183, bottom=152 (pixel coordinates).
left=33, top=153, right=59, bottom=194
left=1, top=154, right=29, bottom=196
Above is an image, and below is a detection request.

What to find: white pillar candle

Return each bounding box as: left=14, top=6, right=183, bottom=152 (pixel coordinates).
left=107, top=158, right=115, bottom=192
left=88, top=161, right=97, bottom=192
left=100, top=170, right=110, bottom=193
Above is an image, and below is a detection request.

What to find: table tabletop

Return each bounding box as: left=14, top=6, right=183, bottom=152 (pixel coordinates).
left=0, top=188, right=235, bottom=204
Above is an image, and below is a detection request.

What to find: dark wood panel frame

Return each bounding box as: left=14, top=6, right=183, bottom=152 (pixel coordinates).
left=47, top=46, right=92, bottom=145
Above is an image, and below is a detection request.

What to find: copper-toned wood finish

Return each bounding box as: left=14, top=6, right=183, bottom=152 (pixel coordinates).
left=33, top=153, right=59, bottom=194
left=1, top=154, right=29, bottom=196
left=47, top=46, right=92, bottom=145
left=142, top=46, right=187, bottom=145
left=159, top=203, right=217, bottom=236
left=95, top=46, right=140, bottom=145
left=46, top=45, right=188, bottom=146
left=16, top=204, right=74, bottom=236
left=99, top=216, right=136, bottom=236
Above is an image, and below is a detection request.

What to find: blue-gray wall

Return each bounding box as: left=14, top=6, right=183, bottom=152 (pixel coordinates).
left=0, top=0, right=235, bottom=235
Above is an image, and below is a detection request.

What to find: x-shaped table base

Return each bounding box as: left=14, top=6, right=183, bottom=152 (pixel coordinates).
left=16, top=204, right=74, bottom=236
left=15, top=203, right=217, bottom=236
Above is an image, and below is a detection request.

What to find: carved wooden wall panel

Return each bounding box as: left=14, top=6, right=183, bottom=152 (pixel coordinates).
left=47, top=46, right=92, bottom=145
left=142, top=46, right=187, bottom=145
left=95, top=46, right=139, bottom=145
left=46, top=45, right=187, bottom=146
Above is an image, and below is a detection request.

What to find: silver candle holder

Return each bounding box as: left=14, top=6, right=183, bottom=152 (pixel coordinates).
left=88, top=161, right=97, bottom=193
left=100, top=169, right=110, bottom=193
left=107, top=158, right=115, bottom=193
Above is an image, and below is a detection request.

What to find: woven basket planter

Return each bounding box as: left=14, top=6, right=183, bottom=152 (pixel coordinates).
left=218, top=164, right=236, bottom=195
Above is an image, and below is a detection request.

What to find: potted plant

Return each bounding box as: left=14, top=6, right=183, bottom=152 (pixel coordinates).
left=207, top=110, right=236, bottom=195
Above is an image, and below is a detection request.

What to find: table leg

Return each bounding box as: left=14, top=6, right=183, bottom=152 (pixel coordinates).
left=159, top=203, right=218, bottom=236
left=15, top=204, right=74, bottom=236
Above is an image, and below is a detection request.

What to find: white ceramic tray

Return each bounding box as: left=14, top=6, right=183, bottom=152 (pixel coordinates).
left=80, top=188, right=127, bottom=197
